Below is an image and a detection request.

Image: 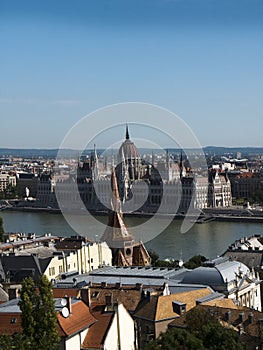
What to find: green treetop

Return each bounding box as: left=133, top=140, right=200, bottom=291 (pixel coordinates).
left=19, top=275, right=60, bottom=350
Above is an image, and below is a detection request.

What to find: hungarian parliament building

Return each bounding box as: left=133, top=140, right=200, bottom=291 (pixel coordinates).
left=37, top=127, right=232, bottom=214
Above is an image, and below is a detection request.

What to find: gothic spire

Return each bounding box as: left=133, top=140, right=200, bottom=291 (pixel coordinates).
left=92, top=144, right=99, bottom=181
left=111, top=166, right=121, bottom=211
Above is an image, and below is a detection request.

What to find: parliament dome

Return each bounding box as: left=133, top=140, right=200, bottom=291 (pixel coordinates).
left=118, top=126, right=140, bottom=161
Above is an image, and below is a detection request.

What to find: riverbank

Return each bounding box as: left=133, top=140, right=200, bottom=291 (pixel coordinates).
left=3, top=205, right=263, bottom=223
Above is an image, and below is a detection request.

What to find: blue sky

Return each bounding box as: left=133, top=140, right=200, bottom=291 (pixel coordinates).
left=0, top=0, right=263, bottom=148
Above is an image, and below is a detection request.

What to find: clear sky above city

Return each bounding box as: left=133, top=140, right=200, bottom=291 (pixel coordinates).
left=0, top=0, right=262, bottom=149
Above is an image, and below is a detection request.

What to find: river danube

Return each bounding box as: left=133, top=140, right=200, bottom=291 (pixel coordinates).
left=1, top=211, right=263, bottom=261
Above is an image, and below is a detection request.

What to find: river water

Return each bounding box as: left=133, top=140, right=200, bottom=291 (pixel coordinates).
left=1, top=210, right=263, bottom=261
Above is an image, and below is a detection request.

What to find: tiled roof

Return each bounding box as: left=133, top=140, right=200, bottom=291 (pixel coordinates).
left=89, top=285, right=143, bottom=312
left=0, top=298, right=96, bottom=338
left=82, top=303, right=114, bottom=349
left=223, top=250, right=263, bottom=271
left=15, top=246, right=56, bottom=258
left=156, top=288, right=212, bottom=321
left=100, top=168, right=135, bottom=249
left=134, top=295, right=159, bottom=321
left=201, top=298, right=238, bottom=309
left=0, top=235, right=59, bottom=253
left=197, top=304, right=262, bottom=340
left=52, top=288, right=80, bottom=299
left=134, top=288, right=212, bottom=321
left=57, top=300, right=96, bottom=337
left=0, top=255, right=43, bottom=282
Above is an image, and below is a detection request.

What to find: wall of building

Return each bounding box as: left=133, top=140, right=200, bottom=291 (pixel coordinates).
left=44, top=252, right=77, bottom=280
left=48, top=242, right=112, bottom=279
left=104, top=315, right=118, bottom=350
left=104, top=303, right=135, bottom=350
left=118, top=303, right=135, bottom=350
left=64, top=333, right=82, bottom=350
left=155, top=319, right=176, bottom=340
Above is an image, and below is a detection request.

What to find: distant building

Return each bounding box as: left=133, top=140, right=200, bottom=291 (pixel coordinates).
left=179, top=175, right=209, bottom=212
left=222, top=235, right=263, bottom=274
left=222, top=234, right=263, bottom=305
left=39, top=126, right=236, bottom=212
left=16, top=172, right=38, bottom=197
left=229, top=172, right=263, bottom=201
left=208, top=170, right=232, bottom=207
left=116, top=125, right=143, bottom=202
left=37, top=173, right=56, bottom=207
left=0, top=172, right=16, bottom=192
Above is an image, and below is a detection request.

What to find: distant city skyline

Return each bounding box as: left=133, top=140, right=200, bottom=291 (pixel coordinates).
left=1, top=0, right=263, bottom=148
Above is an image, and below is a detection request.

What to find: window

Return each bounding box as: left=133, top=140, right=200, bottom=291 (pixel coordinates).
left=91, top=291, right=99, bottom=298
left=126, top=248, right=131, bottom=256
left=49, top=267, right=55, bottom=276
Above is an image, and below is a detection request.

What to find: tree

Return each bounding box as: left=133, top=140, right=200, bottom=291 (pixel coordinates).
left=148, top=249, right=179, bottom=268
left=0, top=333, right=32, bottom=350
left=143, top=308, right=247, bottom=350
left=144, top=328, right=205, bottom=350
left=201, top=323, right=246, bottom=350
left=0, top=334, right=13, bottom=350
left=35, top=275, right=60, bottom=349
left=148, top=250, right=159, bottom=266
left=19, top=277, right=37, bottom=340
left=19, top=276, right=60, bottom=350
left=0, top=216, right=4, bottom=243
left=186, top=308, right=247, bottom=350
left=183, top=255, right=207, bottom=269
left=185, top=307, right=216, bottom=331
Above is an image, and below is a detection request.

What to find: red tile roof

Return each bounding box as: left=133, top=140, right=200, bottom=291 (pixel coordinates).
left=52, top=288, right=79, bottom=299
left=57, top=300, right=96, bottom=337
left=89, top=285, right=142, bottom=312
left=82, top=304, right=114, bottom=349
left=0, top=300, right=96, bottom=339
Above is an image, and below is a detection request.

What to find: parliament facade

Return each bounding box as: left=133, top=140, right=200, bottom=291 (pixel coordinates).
left=37, top=126, right=232, bottom=214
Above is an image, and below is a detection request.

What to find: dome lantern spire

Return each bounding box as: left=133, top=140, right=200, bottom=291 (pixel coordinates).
left=126, top=124, right=130, bottom=140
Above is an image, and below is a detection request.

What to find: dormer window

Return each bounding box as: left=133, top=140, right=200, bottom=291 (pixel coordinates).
left=172, top=300, right=186, bottom=315
left=91, top=291, right=99, bottom=298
